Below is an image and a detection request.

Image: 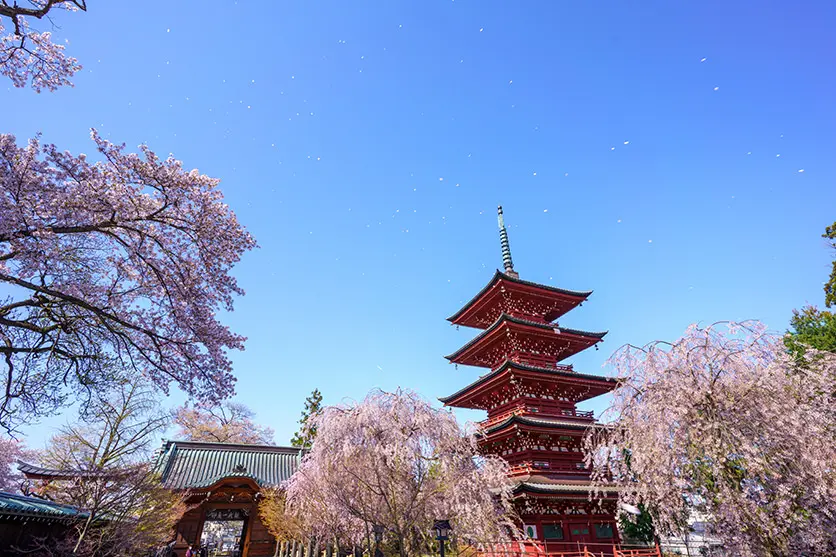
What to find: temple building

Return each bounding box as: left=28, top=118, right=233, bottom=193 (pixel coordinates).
left=154, top=440, right=304, bottom=556
left=17, top=441, right=302, bottom=557
left=440, top=206, right=620, bottom=552
left=0, top=491, right=86, bottom=552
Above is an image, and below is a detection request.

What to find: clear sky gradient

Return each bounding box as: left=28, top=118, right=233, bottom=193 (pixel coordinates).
left=6, top=1, right=836, bottom=446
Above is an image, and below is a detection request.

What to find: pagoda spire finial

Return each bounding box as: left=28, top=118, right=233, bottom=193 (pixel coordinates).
left=497, top=205, right=519, bottom=278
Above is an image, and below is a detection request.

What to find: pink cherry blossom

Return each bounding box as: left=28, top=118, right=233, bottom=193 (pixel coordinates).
left=0, top=131, right=256, bottom=432
left=585, top=321, right=836, bottom=556
left=0, top=435, right=36, bottom=493
left=285, top=389, right=518, bottom=556
left=0, top=1, right=84, bottom=91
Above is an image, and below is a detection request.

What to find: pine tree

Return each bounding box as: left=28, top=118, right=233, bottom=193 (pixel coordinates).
left=291, top=389, right=323, bottom=449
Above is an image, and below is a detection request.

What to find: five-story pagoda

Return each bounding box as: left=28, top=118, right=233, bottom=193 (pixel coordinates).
left=440, top=207, right=620, bottom=552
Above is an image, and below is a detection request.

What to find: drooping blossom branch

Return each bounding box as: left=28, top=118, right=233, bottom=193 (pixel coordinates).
left=285, top=389, right=519, bottom=557
left=173, top=401, right=275, bottom=445
left=585, top=321, right=836, bottom=556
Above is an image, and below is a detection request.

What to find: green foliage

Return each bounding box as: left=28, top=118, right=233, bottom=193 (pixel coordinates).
left=785, top=306, right=836, bottom=357
left=619, top=504, right=656, bottom=543
left=824, top=221, right=836, bottom=308
left=291, top=388, right=323, bottom=449
left=785, top=221, right=836, bottom=358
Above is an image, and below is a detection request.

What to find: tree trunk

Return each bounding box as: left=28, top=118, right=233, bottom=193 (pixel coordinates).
left=73, top=511, right=97, bottom=554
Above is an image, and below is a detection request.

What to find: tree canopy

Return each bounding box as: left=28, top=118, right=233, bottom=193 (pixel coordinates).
left=285, top=389, right=517, bottom=557
left=0, top=132, right=256, bottom=432
left=0, top=435, right=34, bottom=493
left=824, top=220, right=836, bottom=308
left=173, top=401, right=274, bottom=445
left=0, top=0, right=84, bottom=91
left=586, top=322, right=836, bottom=556
left=290, top=388, right=322, bottom=449
left=35, top=380, right=186, bottom=556
left=785, top=220, right=836, bottom=358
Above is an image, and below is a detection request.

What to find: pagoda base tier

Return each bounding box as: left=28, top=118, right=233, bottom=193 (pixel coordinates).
left=514, top=481, right=620, bottom=550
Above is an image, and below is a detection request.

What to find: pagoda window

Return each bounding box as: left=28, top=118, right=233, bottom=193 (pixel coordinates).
left=594, top=523, right=614, bottom=539
left=542, top=524, right=564, bottom=540
left=533, top=460, right=550, bottom=469
left=570, top=526, right=590, bottom=537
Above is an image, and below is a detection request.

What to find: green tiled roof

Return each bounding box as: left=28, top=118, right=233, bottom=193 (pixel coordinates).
left=154, top=440, right=304, bottom=490
left=0, top=491, right=87, bottom=522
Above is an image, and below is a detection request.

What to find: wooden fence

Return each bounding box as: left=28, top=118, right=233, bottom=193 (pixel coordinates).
left=457, top=541, right=662, bottom=557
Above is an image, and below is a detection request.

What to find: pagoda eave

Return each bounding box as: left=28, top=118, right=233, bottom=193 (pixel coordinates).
left=481, top=415, right=594, bottom=438
left=513, top=482, right=619, bottom=499
left=439, top=360, right=619, bottom=408
left=445, top=314, right=607, bottom=368
left=447, top=271, right=593, bottom=329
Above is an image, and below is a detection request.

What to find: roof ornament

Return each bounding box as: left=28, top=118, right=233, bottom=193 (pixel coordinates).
left=497, top=205, right=519, bottom=278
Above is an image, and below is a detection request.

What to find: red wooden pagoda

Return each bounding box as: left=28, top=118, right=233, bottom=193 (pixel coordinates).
left=441, top=206, right=620, bottom=552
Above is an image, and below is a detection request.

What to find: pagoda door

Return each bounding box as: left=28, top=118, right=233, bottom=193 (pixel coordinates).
left=568, top=523, right=591, bottom=545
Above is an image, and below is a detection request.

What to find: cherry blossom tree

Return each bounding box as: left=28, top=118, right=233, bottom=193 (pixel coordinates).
left=32, top=380, right=187, bottom=556
left=173, top=401, right=275, bottom=444
left=258, top=487, right=306, bottom=556
left=285, top=389, right=518, bottom=557
left=586, top=322, right=836, bottom=556
left=0, top=435, right=35, bottom=492
left=0, top=0, right=84, bottom=91
left=0, top=131, right=256, bottom=433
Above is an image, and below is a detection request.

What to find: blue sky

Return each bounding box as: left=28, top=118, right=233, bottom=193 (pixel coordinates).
left=6, top=1, right=836, bottom=447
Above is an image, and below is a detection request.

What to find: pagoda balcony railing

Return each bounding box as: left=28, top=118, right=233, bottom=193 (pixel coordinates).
left=559, top=408, right=594, bottom=419
left=480, top=407, right=526, bottom=429
left=479, top=406, right=594, bottom=429
left=507, top=351, right=574, bottom=372
left=508, top=462, right=595, bottom=476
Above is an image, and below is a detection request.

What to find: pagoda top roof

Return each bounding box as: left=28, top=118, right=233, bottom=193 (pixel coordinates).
left=439, top=360, right=619, bottom=406
left=447, top=270, right=592, bottom=327
left=445, top=314, right=607, bottom=365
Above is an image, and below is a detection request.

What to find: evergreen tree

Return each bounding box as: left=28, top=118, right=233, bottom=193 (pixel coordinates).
left=619, top=505, right=656, bottom=544
left=291, top=388, right=323, bottom=449
left=824, top=220, right=836, bottom=308
left=785, top=220, right=836, bottom=357
left=785, top=306, right=836, bottom=357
